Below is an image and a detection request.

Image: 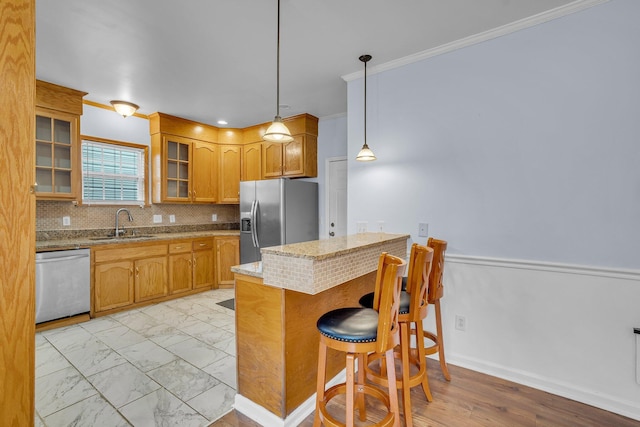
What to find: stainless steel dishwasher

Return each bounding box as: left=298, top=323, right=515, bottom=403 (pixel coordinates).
left=35, top=248, right=90, bottom=324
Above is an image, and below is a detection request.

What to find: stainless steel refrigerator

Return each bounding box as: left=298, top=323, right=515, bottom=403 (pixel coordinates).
left=240, top=178, right=319, bottom=264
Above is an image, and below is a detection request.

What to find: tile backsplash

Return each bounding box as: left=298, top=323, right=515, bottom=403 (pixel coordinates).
left=37, top=200, right=239, bottom=232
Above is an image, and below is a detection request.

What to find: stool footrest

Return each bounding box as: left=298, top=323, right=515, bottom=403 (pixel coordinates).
left=318, top=382, right=395, bottom=427
left=365, top=351, right=427, bottom=390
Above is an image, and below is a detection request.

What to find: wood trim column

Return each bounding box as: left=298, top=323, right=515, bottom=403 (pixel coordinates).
left=0, top=0, right=36, bottom=425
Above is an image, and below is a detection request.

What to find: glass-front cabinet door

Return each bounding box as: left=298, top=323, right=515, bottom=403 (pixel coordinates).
left=35, top=109, right=78, bottom=199
left=164, top=136, right=192, bottom=202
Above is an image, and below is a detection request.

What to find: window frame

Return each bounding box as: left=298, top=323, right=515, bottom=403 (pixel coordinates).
left=79, top=135, right=149, bottom=206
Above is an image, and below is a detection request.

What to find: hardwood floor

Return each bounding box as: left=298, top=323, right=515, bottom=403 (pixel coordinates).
left=210, top=359, right=640, bottom=426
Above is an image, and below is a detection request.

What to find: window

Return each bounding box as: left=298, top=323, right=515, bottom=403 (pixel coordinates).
left=81, top=137, right=148, bottom=205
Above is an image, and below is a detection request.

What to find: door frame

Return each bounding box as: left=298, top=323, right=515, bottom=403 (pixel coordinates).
left=324, top=156, right=348, bottom=239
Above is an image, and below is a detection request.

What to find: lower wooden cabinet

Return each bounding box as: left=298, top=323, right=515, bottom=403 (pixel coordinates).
left=216, top=236, right=239, bottom=287
left=169, top=241, right=193, bottom=295
left=193, top=238, right=216, bottom=289
left=92, top=235, right=239, bottom=316
left=94, top=260, right=134, bottom=312
left=134, top=256, right=168, bottom=302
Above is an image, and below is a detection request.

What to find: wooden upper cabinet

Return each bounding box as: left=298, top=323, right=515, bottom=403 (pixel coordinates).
left=283, top=135, right=317, bottom=177
left=35, top=81, right=86, bottom=200
left=149, top=134, right=196, bottom=203
left=193, top=141, right=218, bottom=203
left=259, top=114, right=318, bottom=179
left=262, top=142, right=283, bottom=179
left=150, top=112, right=219, bottom=204
left=219, top=145, right=241, bottom=203
left=149, top=112, right=318, bottom=203
left=242, top=142, right=262, bottom=181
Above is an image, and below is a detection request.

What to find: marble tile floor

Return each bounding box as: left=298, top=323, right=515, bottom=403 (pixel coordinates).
left=35, top=289, right=237, bottom=427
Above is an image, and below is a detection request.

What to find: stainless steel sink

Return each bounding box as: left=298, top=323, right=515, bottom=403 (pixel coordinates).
left=88, top=234, right=155, bottom=241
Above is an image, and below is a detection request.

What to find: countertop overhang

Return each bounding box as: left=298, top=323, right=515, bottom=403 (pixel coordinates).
left=232, top=233, right=409, bottom=295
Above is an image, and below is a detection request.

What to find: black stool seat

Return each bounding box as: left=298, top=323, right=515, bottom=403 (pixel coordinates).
left=359, top=291, right=411, bottom=314
left=317, top=307, right=379, bottom=343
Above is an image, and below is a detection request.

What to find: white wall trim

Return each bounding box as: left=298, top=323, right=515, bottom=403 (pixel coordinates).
left=234, top=369, right=347, bottom=426
left=446, top=253, right=640, bottom=282
left=342, top=0, right=610, bottom=82
left=447, top=354, right=640, bottom=422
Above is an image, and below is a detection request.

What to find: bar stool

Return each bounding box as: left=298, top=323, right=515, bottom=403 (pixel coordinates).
left=422, top=237, right=450, bottom=381
left=314, top=252, right=407, bottom=427
left=359, top=243, right=433, bottom=427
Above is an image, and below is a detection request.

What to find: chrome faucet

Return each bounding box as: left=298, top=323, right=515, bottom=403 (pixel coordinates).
left=115, top=208, right=134, bottom=238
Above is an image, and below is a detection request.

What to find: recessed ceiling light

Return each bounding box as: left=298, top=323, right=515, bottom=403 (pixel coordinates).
left=217, top=120, right=228, bottom=125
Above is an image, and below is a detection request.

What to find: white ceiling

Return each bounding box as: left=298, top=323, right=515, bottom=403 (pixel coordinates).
left=36, top=0, right=582, bottom=128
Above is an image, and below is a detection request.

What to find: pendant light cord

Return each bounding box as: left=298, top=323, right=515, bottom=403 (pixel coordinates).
left=359, top=54, right=372, bottom=148
left=363, top=57, right=367, bottom=146
left=276, top=0, right=281, bottom=118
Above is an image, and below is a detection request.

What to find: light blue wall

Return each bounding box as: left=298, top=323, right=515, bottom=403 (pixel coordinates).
left=301, top=114, right=348, bottom=238
left=347, top=0, right=640, bottom=269
left=81, top=105, right=150, bottom=145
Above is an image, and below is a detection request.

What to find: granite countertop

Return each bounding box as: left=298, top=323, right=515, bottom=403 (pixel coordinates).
left=260, top=232, right=410, bottom=261
left=231, top=261, right=263, bottom=279
left=36, top=229, right=240, bottom=251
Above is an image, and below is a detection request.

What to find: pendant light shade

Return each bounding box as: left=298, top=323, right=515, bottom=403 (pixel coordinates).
left=264, top=116, right=293, bottom=142
left=264, top=0, right=293, bottom=143
left=356, top=143, right=376, bottom=161
left=356, top=54, right=376, bottom=162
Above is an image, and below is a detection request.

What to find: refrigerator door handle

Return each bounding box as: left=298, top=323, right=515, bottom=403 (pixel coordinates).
left=250, top=200, right=259, bottom=248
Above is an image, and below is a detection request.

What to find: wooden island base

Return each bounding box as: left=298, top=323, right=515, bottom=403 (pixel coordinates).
left=231, top=233, right=409, bottom=425
left=235, top=271, right=377, bottom=421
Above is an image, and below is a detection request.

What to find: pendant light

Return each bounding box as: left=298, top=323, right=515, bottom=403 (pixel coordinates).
left=356, top=54, right=376, bottom=161
left=263, top=0, right=293, bottom=143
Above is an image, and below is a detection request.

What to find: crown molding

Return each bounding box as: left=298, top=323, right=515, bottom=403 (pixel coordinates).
left=342, top=0, right=610, bottom=82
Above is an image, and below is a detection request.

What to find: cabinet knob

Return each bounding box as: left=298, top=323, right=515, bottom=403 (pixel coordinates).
left=329, top=231, right=335, bottom=237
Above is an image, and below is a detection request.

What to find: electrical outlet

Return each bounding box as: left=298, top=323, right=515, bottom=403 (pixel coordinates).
left=169, top=215, right=176, bottom=223
left=153, top=214, right=162, bottom=224
left=211, top=214, right=217, bottom=222
left=356, top=221, right=368, bottom=233
left=418, top=222, right=429, bottom=237
left=377, top=221, right=385, bottom=232
left=455, top=315, right=466, bottom=331
left=62, top=216, right=71, bottom=226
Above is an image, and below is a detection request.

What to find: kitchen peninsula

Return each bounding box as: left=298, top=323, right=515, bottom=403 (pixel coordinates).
left=231, top=233, right=409, bottom=426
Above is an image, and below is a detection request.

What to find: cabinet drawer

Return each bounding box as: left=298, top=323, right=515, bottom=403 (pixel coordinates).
left=192, top=238, right=214, bottom=251
left=94, top=244, right=168, bottom=263
left=169, top=241, right=192, bottom=254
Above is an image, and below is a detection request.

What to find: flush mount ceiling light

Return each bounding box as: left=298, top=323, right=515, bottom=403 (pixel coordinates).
left=356, top=54, right=376, bottom=162
left=110, top=100, right=139, bottom=118
left=263, top=0, right=293, bottom=143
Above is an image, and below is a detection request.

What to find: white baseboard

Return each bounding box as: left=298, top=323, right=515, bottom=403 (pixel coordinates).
left=234, top=368, right=347, bottom=426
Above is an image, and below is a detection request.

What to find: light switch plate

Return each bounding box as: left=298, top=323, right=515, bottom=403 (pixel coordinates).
left=211, top=214, right=217, bottom=222
left=169, top=215, right=175, bottom=223
left=153, top=215, right=162, bottom=223
left=62, top=216, right=71, bottom=226
left=418, top=223, right=429, bottom=237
